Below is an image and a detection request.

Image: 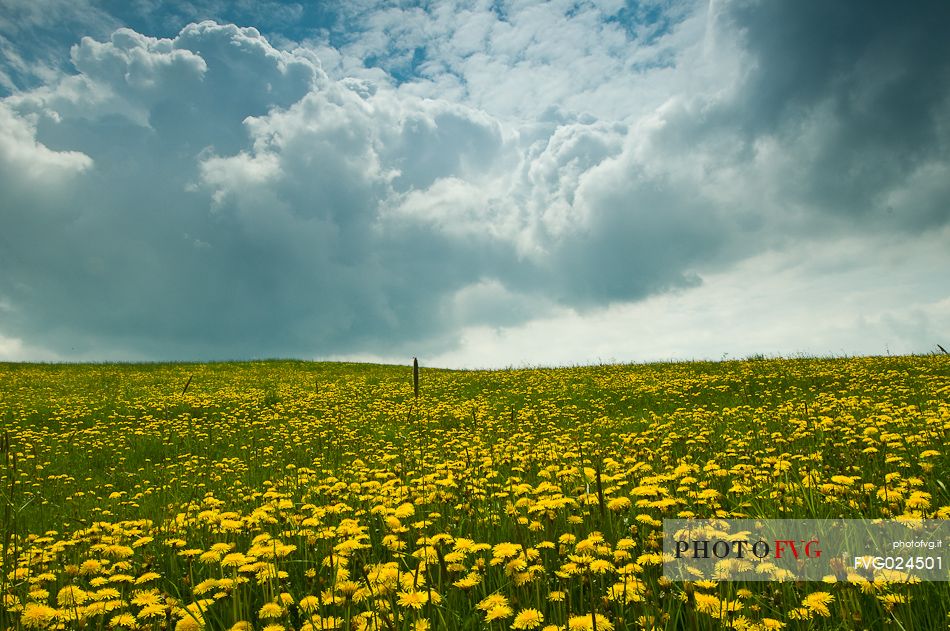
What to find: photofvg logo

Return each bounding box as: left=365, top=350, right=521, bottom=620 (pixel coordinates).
left=663, top=519, right=950, bottom=582
left=674, top=535, right=822, bottom=562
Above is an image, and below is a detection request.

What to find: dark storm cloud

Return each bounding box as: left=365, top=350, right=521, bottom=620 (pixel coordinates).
left=720, top=0, right=950, bottom=228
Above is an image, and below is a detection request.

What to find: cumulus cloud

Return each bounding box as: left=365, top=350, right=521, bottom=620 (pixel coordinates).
left=1, top=1, right=949, bottom=363
left=1, top=21, right=522, bottom=359
left=0, top=103, right=92, bottom=179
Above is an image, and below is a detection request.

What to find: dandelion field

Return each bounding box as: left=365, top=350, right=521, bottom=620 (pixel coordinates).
left=1, top=356, right=948, bottom=630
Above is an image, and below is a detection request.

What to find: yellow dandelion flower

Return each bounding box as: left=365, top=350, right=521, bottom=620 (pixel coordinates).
left=478, top=594, right=510, bottom=611
left=486, top=605, right=513, bottom=621
left=57, top=586, right=90, bottom=607
left=109, top=613, right=138, bottom=628
left=105, top=545, right=134, bottom=559
left=693, top=593, right=721, bottom=616
left=193, top=579, right=219, bottom=595
left=567, top=613, right=614, bottom=631
left=79, top=560, right=104, bottom=575
left=453, top=573, right=481, bottom=589
left=879, top=593, right=908, bottom=611
left=9, top=567, right=30, bottom=581
left=175, top=616, right=204, bottom=631
left=298, top=595, right=320, bottom=612
left=394, top=503, right=415, bottom=518
left=607, top=497, right=631, bottom=512
left=28, top=588, right=50, bottom=601
left=802, top=591, right=834, bottom=617
left=589, top=559, right=613, bottom=574
left=511, top=608, right=544, bottom=629
left=397, top=590, right=427, bottom=609
left=137, top=604, right=166, bottom=620
left=131, top=590, right=162, bottom=607
left=258, top=602, right=285, bottom=619
left=20, top=603, right=58, bottom=629
left=135, top=572, right=161, bottom=585
left=221, top=553, right=249, bottom=567
left=906, top=492, right=931, bottom=510
left=493, top=542, right=522, bottom=559
left=303, top=615, right=342, bottom=630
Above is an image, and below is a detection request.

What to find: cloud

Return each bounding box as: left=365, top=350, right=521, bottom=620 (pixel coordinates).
left=1, top=2, right=949, bottom=364
left=1, top=21, right=525, bottom=359
left=329, top=0, right=706, bottom=123
left=0, top=0, right=120, bottom=93
left=428, top=228, right=950, bottom=368
left=0, top=102, right=92, bottom=179
left=713, top=0, right=950, bottom=230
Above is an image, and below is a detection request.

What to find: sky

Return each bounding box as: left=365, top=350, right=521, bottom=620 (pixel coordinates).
left=0, top=0, right=948, bottom=367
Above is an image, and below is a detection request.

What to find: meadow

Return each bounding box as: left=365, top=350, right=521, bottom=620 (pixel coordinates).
left=0, top=356, right=947, bottom=630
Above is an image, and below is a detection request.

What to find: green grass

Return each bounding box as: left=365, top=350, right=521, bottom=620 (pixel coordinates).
left=0, top=355, right=948, bottom=630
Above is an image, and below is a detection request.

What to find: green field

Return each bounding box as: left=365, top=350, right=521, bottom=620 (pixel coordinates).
left=1, top=356, right=948, bottom=630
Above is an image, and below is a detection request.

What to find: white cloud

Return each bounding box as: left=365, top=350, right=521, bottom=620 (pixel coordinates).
left=326, top=0, right=719, bottom=124
left=0, top=102, right=91, bottom=179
